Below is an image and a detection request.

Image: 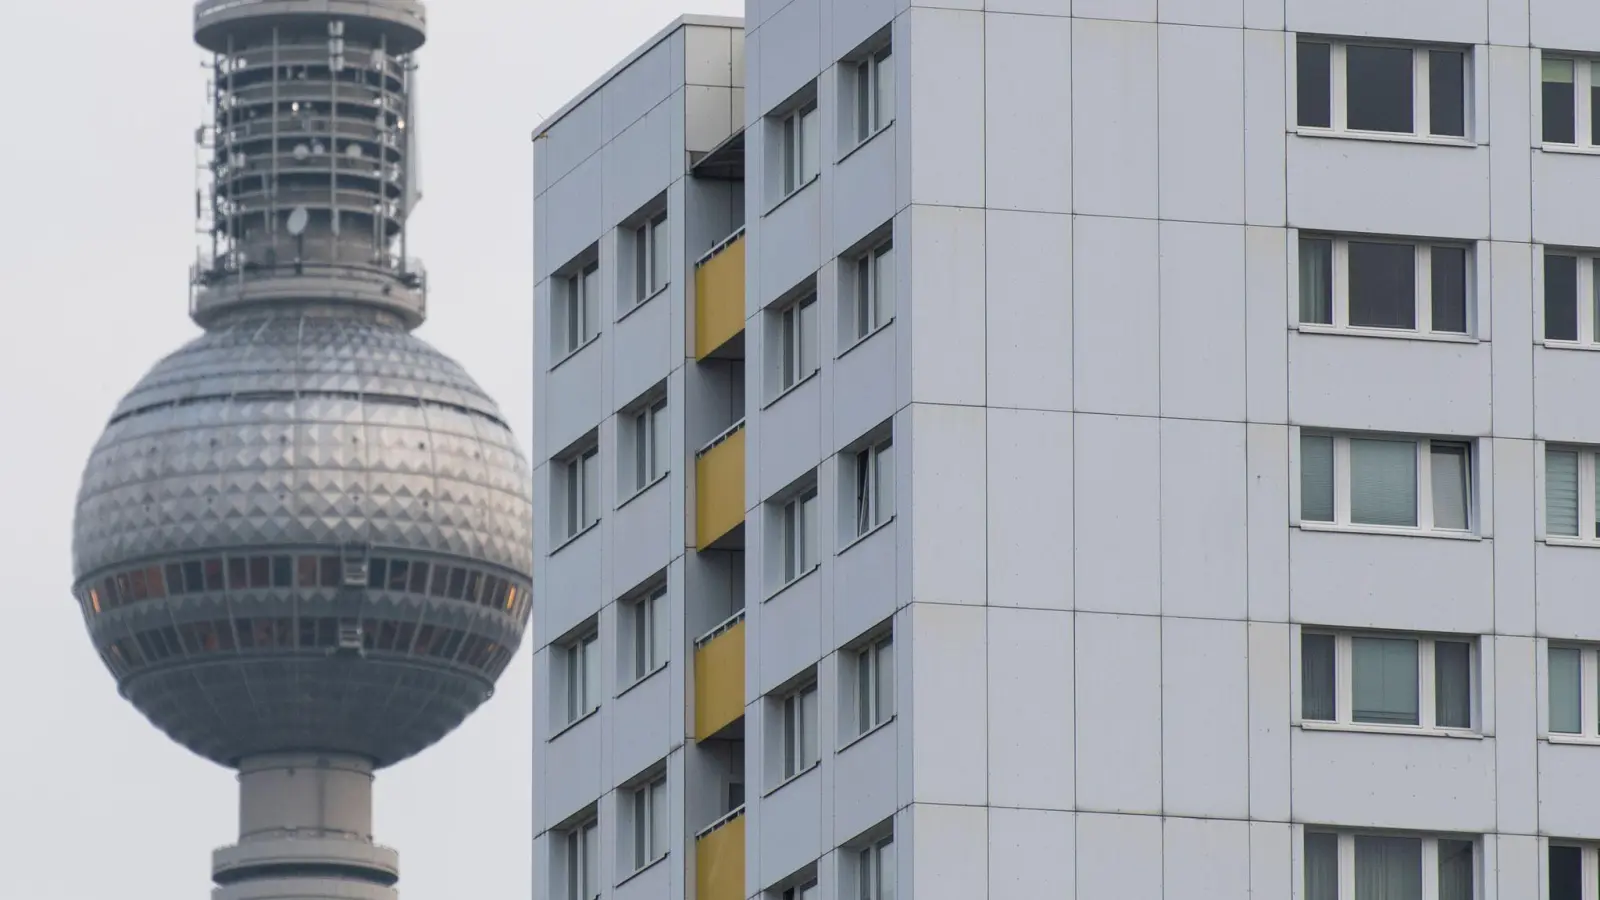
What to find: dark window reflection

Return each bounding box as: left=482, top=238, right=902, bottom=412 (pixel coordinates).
left=408, top=561, right=430, bottom=594
left=388, top=560, right=410, bottom=591
left=1430, top=246, right=1468, bottom=333
left=1348, top=241, right=1416, bottom=328
left=1546, top=254, right=1579, bottom=341
left=273, top=556, right=294, bottom=587
left=1347, top=45, right=1413, bottom=133
left=1428, top=50, right=1465, bottom=137
left=1297, top=41, right=1332, bottom=128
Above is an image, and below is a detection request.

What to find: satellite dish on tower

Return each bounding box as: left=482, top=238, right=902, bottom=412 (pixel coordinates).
left=286, top=206, right=309, bottom=236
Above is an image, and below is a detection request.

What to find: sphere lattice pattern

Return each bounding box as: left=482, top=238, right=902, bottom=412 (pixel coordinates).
left=71, top=308, right=532, bottom=767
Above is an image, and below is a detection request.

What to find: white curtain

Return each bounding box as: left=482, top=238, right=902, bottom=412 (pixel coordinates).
left=1299, top=237, right=1334, bottom=325
left=1437, top=839, right=1473, bottom=900
left=1302, top=634, right=1336, bottom=721
left=1354, top=835, right=1421, bottom=900
left=1429, top=443, right=1469, bottom=530
left=1549, top=647, right=1582, bottom=734
left=1433, top=640, right=1471, bottom=728
left=1304, top=832, right=1339, bottom=900
left=1352, top=637, right=1419, bottom=725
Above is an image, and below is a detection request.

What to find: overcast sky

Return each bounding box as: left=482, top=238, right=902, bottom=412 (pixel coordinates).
left=0, top=1, right=739, bottom=897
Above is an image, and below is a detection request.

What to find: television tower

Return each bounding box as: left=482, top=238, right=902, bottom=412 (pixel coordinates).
left=71, top=2, right=532, bottom=897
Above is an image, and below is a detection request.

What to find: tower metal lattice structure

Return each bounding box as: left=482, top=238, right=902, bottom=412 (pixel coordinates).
left=70, top=3, right=533, bottom=898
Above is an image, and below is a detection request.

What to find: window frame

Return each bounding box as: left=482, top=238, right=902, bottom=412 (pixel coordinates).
left=633, top=211, right=669, bottom=305
left=561, top=631, right=601, bottom=726
left=1543, top=444, right=1600, bottom=544
left=858, top=834, right=895, bottom=900
left=558, top=259, right=601, bottom=357
left=780, top=680, right=820, bottom=781
left=1299, top=629, right=1478, bottom=734
left=780, top=101, right=821, bottom=198
left=851, top=437, right=894, bottom=539
left=1547, top=643, right=1600, bottom=742
left=1541, top=249, right=1600, bottom=346
left=1548, top=840, right=1600, bottom=900
left=1302, top=829, right=1476, bottom=900
left=777, top=292, right=820, bottom=393
left=854, top=633, right=894, bottom=737
left=625, top=584, right=668, bottom=686
left=847, top=237, right=894, bottom=346
left=563, top=818, right=600, bottom=900
left=1540, top=54, right=1600, bottom=151
left=559, top=445, right=601, bottom=541
left=1295, top=38, right=1471, bottom=142
left=1296, top=233, right=1474, bottom=339
left=1298, top=432, right=1475, bottom=536
left=853, top=44, right=894, bottom=146
left=781, top=486, right=821, bottom=585
left=631, top=397, right=670, bottom=495
left=629, top=774, right=668, bottom=872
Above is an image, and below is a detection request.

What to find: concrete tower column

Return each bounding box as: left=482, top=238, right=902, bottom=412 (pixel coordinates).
left=212, top=754, right=399, bottom=900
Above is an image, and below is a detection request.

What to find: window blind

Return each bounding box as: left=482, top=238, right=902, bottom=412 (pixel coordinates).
left=1350, top=438, right=1418, bottom=527
left=1547, top=449, right=1580, bottom=536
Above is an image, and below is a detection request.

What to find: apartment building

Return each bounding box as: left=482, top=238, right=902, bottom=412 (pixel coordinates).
left=531, top=2, right=1600, bottom=899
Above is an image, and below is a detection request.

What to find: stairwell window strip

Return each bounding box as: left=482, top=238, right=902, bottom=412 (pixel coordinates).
left=1300, top=433, right=1472, bottom=534
left=1304, top=831, right=1475, bottom=900
left=1301, top=630, right=1475, bottom=731
left=1542, top=55, right=1600, bottom=148
left=1296, top=39, right=1467, bottom=140
left=1543, top=250, right=1600, bottom=344
left=1298, top=235, right=1471, bottom=337
left=1548, top=644, right=1600, bottom=739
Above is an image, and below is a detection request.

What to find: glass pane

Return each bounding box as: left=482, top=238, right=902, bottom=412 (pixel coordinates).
left=782, top=307, right=798, bottom=386
left=583, top=637, right=600, bottom=713
left=1434, top=640, right=1472, bottom=728
left=802, top=492, right=819, bottom=571
left=783, top=695, right=797, bottom=775
left=583, top=824, right=598, bottom=897
left=582, top=452, right=599, bottom=527
left=1299, top=237, right=1334, bottom=325
left=856, top=449, right=872, bottom=535
left=633, top=791, right=647, bottom=867
left=1301, top=435, right=1335, bottom=522
left=1550, top=845, right=1583, bottom=900
left=801, top=106, right=820, bottom=182
left=857, top=59, right=871, bottom=139
left=1591, top=74, right=1600, bottom=146
left=635, top=225, right=649, bottom=302
left=877, top=50, right=894, bottom=131
left=652, top=403, right=669, bottom=480
left=1350, top=439, right=1419, bottom=527
left=1430, top=443, right=1470, bottom=531
left=1429, top=50, right=1466, bottom=137
left=1302, top=633, right=1337, bottom=721
left=1348, top=241, right=1417, bottom=329
left=1430, top=246, right=1468, bottom=333
left=879, top=839, right=896, bottom=900
left=876, top=244, right=894, bottom=323
left=1437, top=839, right=1473, bottom=900
left=856, top=256, right=872, bottom=337
left=1347, top=45, right=1415, bottom=133
left=1549, top=646, right=1582, bottom=733
left=1352, top=636, right=1420, bottom=725
left=1297, top=41, right=1333, bottom=128
left=582, top=266, right=599, bottom=340
left=1354, top=835, right=1421, bottom=900
left=877, top=640, right=894, bottom=719
left=1547, top=449, right=1580, bottom=536
left=634, top=411, right=648, bottom=490
left=877, top=444, right=894, bottom=520
left=858, top=648, right=873, bottom=732
left=802, top=685, right=819, bottom=767
left=783, top=503, right=798, bottom=580
left=1544, top=58, right=1577, bottom=144
left=799, top=297, right=818, bottom=376
left=650, top=780, right=668, bottom=859
left=1304, top=832, right=1339, bottom=900
left=633, top=601, right=649, bottom=677
left=782, top=115, right=797, bottom=193
left=1545, top=254, right=1580, bottom=341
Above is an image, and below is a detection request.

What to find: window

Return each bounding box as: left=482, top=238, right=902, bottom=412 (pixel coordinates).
left=563, top=819, right=599, bottom=900
left=630, top=774, right=668, bottom=870
left=1543, top=250, right=1600, bottom=344
left=1296, top=39, right=1467, bottom=138
left=558, top=445, right=601, bottom=539
left=562, top=632, right=600, bottom=725
left=1544, top=446, right=1600, bottom=542
left=626, top=585, right=667, bottom=684
left=1298, top=235, right=1470, bottom=336
left=781, top=681, right=819, bottom=779
left=1304, top=831, right=1474, bottom=900
left=854, top=45, right=894, bottom=144
left=1301, top=630, right=1474, bottom=730
left=1541, top=56, right=1600, bottom=147
left=557, top=260, right=600, bottom=356
left=781, top=882, right=820, bottom=900
left=781, top=487, right=820, bottom=584
left=634, top=211, right=669, bottom=303
left=854, top=633, right=894, bottom=735
left=781, top=102, right=820, bottom=196
left=859, top=835, right=895, bottom=900
left=778, top=293, right=819, bottom=391
left=851, top=438, right=894, bottom=538
left=848, top=238, right=894, bottom=343
left=632, top=398, right=669, bottom=493
left=1299, top=433, right=1472, bottom=532
left=1547, top=644, right=1600, bottom=738
left=1549, top=843, right=1600, bottom=900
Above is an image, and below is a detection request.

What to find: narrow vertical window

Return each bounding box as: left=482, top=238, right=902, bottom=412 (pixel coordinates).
left=1304, top=831, right=1339, bottom=900
left=1549, top=845, right=1582, bottom=900
left=1300, top=434, right=1335, bottom=523
left=1430, top=246, right=1468, bottom=334
left=1299, top=237, right=1334, bottom=325
left=1297, top=41, right=1332, bottom=128
left=1549, top=646, right=1582, bottom=734
left=1546, top=253, right=1580, bottom=342
left=1434, top=640, right=1472, bottom=729
left=1430, top=442, right=1470, bottom=531
left=1547, top=448, right=1581, bottom=537
left=1545, top=58, right=1578, bottom=144
left=1429, top=49, right=1466, bottom=137
left=1302, top=632, right=1336, bottom=721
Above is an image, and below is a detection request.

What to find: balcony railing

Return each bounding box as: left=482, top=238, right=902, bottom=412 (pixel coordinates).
left=695, top=419, right=746, bottom=550
left=694, top=228, right=745, bottom=359
left=694, top=609, right=745, bottom=741
left=694, top=805, right=745, bottom=900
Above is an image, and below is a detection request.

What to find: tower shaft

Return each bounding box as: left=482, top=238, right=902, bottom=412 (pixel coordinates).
left=213, top=754, right=398, bottom=900
left=190, top=0, right=428, bottom=329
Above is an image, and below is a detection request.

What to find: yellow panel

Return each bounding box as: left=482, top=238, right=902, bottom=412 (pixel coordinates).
left=695, top=424, right=745, bottom=550
left=695, top=233, right=746, bottom=359
left=695, top=808, right=745, bottom=900
left=694, top=618, right=745, bottom=741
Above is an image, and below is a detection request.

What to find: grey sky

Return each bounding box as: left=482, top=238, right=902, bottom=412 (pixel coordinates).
left=0, top=1, right=737, bottom=896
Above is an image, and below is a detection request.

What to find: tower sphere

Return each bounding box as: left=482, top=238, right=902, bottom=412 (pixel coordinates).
left=71, top=308, right=533, bottom=768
